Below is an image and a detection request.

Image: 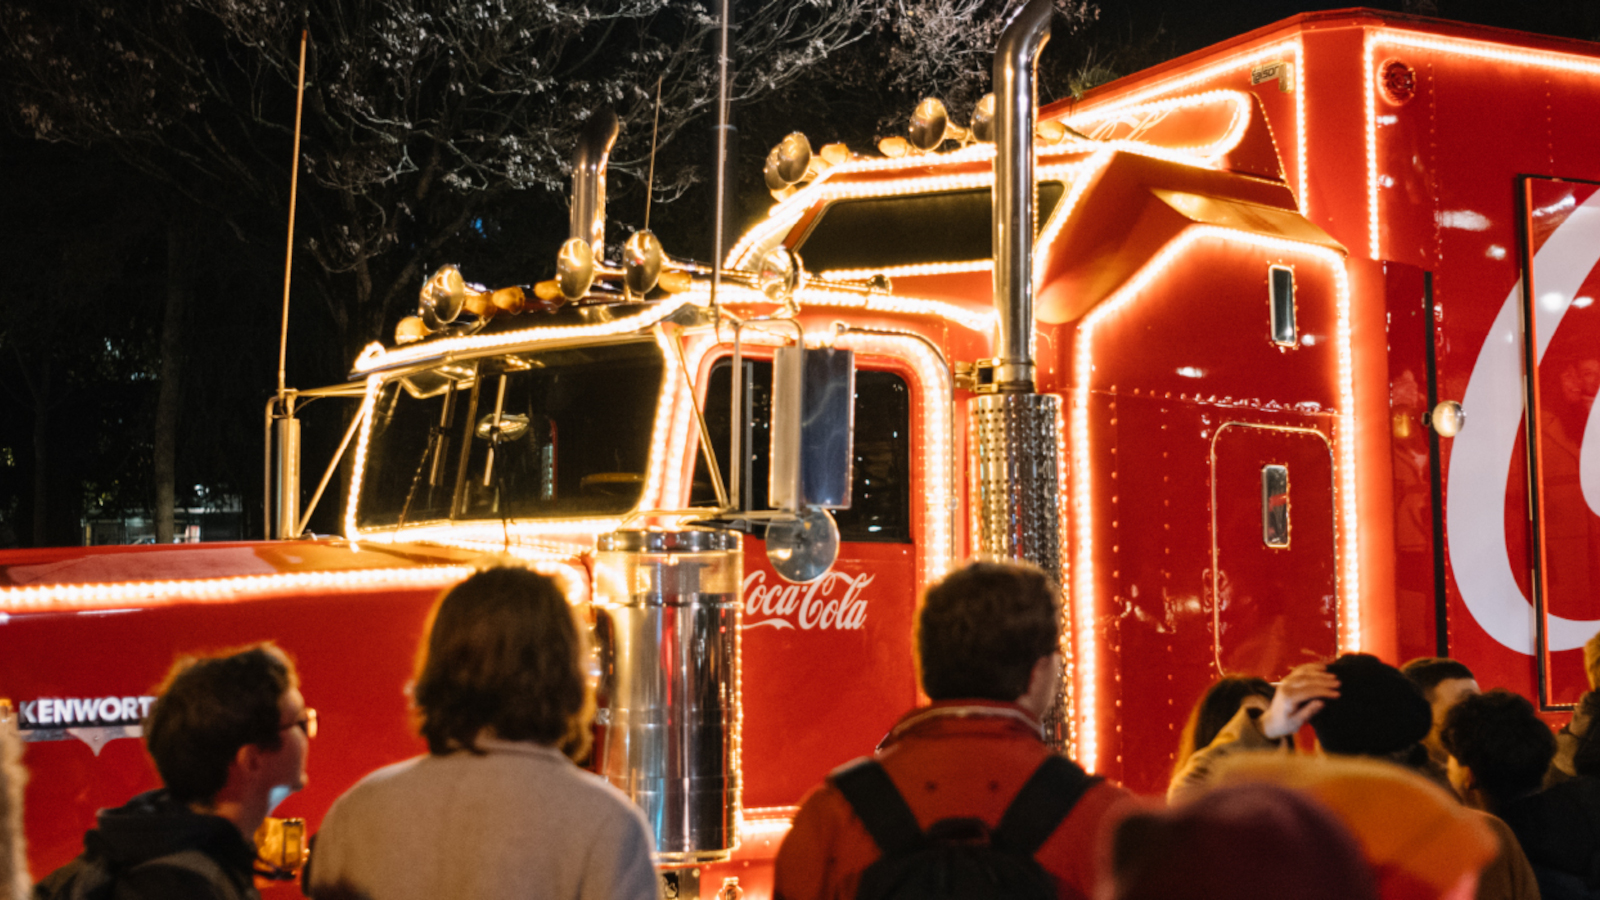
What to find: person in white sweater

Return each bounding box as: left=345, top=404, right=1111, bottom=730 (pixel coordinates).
left=308, top=567, right=657, bottom=900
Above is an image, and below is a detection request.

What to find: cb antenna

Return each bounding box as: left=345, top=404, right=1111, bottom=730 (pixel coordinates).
left=277, top=20, right=309, bottom=399
left=645, top=74, right=663, bottom=231
left=710, top=0, right=732, bottom=321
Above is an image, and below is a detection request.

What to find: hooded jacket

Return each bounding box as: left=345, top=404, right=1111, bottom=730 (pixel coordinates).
left=32, top=790, right=258, bottom=900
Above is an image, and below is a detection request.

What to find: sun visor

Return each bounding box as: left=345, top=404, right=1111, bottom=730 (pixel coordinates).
left=1151, top=188, right=1343, bottom=250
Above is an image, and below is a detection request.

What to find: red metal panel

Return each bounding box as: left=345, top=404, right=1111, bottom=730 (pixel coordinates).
left=1379, top=261, right=1440, bottom=663
left=3, top=586, right=445, bottom=883
left=738, top=541, right=917, bottom=809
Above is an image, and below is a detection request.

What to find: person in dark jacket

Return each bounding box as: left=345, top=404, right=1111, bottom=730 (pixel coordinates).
left=1446, top=689, right=1600, bottom=900
left=34, top=644, right=312, bottom=900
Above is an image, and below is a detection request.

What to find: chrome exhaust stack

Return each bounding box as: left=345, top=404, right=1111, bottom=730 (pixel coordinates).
left=570, top=109, right=621, bottom=259
left=970, top=0, right=1069, bottom=750
left=992, top=0, right=1052, bottom=393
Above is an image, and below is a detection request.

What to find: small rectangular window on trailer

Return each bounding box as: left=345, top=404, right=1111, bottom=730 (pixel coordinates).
left=1270, top=265, right=1296, bottom=346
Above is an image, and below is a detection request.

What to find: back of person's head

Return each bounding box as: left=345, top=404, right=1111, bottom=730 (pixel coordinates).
left=1400, top=657, right=1476, bottom=698
left=1440, top=689, right=1555, bottom=810
left=1312, top=654, right=1432, bottom=757
left=413, top=567, right=592, bottom=758
left=1103, top=782, right=1378, bottom=900
left=144, top=644, right=296, bottom=805
left=1175, top=676, right=1276, bottom=768
left=915, top=560, right=1058, bottom=702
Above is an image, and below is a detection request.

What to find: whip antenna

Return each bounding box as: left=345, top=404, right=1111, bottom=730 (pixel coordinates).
left=710, top=0, right=731, bottom=317
left=277, top=24, right=308, bottom=399
left=268, top=23, right=309, bottom=540
left=645, top=74, right=663, bottom=231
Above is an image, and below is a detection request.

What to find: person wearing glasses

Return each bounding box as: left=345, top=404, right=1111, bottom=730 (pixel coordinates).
left=34, top=644, right=312, bottom=900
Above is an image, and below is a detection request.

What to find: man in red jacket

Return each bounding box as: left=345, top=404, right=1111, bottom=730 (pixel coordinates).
left=774, top=560, right=1129, bottom=900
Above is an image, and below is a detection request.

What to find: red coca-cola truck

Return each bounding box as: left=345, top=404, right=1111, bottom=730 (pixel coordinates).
left=7, top=7, right=1600, bottom=897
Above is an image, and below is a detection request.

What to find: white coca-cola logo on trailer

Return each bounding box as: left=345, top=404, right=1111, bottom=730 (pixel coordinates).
left=742, top=570, right=874, bottom=630
left=1449, top=186, right=1600, bottom=654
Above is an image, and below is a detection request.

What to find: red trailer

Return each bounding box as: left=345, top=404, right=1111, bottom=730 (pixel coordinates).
left=6, top=8, right=1600, bottom=897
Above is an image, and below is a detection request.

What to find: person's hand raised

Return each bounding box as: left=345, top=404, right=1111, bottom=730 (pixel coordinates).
left=1260, top=663, right=1341, bottom=740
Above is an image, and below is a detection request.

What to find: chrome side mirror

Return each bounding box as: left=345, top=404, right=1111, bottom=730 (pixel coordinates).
left=766, top=508, right=840, bottom=584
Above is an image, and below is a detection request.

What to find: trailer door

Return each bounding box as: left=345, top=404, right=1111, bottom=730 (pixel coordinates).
left=1210, top=423, right=1338, bottom=679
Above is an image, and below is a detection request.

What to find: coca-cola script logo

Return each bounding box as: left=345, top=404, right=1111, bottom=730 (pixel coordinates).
left=743, top=570, right=874, bottom=630
left=1449, top=183, right=1600, bottom=655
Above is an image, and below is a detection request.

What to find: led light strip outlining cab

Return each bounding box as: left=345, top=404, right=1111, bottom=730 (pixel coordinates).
left=1064, top=90, right=1253, bottom=162
left=0, top=565, right=478, bottom=613
left=351, top=295, right=708, bottom=375
left=1069, top=225, right=1357, bottom=774
left=1362, top=27, right=1600, bottom=261
left=671, top=325, right=956, bottom=589
left=1059, top=39, right=1306, bottom=215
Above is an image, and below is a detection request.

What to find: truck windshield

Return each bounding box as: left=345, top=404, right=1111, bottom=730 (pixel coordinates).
left=356, top=340, right=664, bottom=528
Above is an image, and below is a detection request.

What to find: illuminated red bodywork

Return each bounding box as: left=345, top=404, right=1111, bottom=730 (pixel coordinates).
left=7, top=9, right=1600, bottom=898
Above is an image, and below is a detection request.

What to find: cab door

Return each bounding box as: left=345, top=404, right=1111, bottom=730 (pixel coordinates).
left=690, top=355, right=921, bottom=808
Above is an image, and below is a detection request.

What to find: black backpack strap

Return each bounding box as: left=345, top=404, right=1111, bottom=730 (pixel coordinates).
left=994, top=754, right=1102, bottom=855
left=829, top=757, right=925, bottom=857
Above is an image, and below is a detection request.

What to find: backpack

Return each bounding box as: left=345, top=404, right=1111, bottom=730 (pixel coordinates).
left=33, top=848, right=241, bottom=900
left=831, top=754, right=1100, bottom=900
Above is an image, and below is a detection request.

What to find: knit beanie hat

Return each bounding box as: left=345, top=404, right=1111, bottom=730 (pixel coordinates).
left=1312, top=654, right=1432, bottom=756
left=1105, top=782, right=1379, bottom=900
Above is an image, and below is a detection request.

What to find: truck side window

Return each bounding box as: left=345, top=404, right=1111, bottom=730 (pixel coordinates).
left=691, top=359, right=912, bottom=543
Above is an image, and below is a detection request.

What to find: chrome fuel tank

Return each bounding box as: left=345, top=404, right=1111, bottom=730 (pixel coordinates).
left=593, top=528, right=741, bottom=861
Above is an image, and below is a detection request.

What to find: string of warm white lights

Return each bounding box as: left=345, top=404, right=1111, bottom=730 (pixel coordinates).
left=1359, top=30, right=1600, bottom=261
left=343, top=375, right=384, bottom=538
left=1067, top=91, right=1253, bottom=163
left=0, top=566, right=476, bottom=613
left=1059, top=39, right=1306, bottom=214
left=671, top=326, right=956, bottom=588
left=819, top=260, right=990, bottom=282
left=348, top=539, right=589, bottom=604
left=1033, top=149, right=1116, bottom=280
left=351, top=296, right=705, bottom=374
left=360, top=520, right=623, bottom=551
left=1069, top=225, right=1358, bottom=773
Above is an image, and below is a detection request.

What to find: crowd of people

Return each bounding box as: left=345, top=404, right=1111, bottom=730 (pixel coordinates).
left=3, top=559, right=1600, bottom=899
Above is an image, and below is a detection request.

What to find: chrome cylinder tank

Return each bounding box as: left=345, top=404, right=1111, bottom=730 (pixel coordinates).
left=593, top=528, right=741, bottom=861
left=969, top=392, right=1070, bottom=749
